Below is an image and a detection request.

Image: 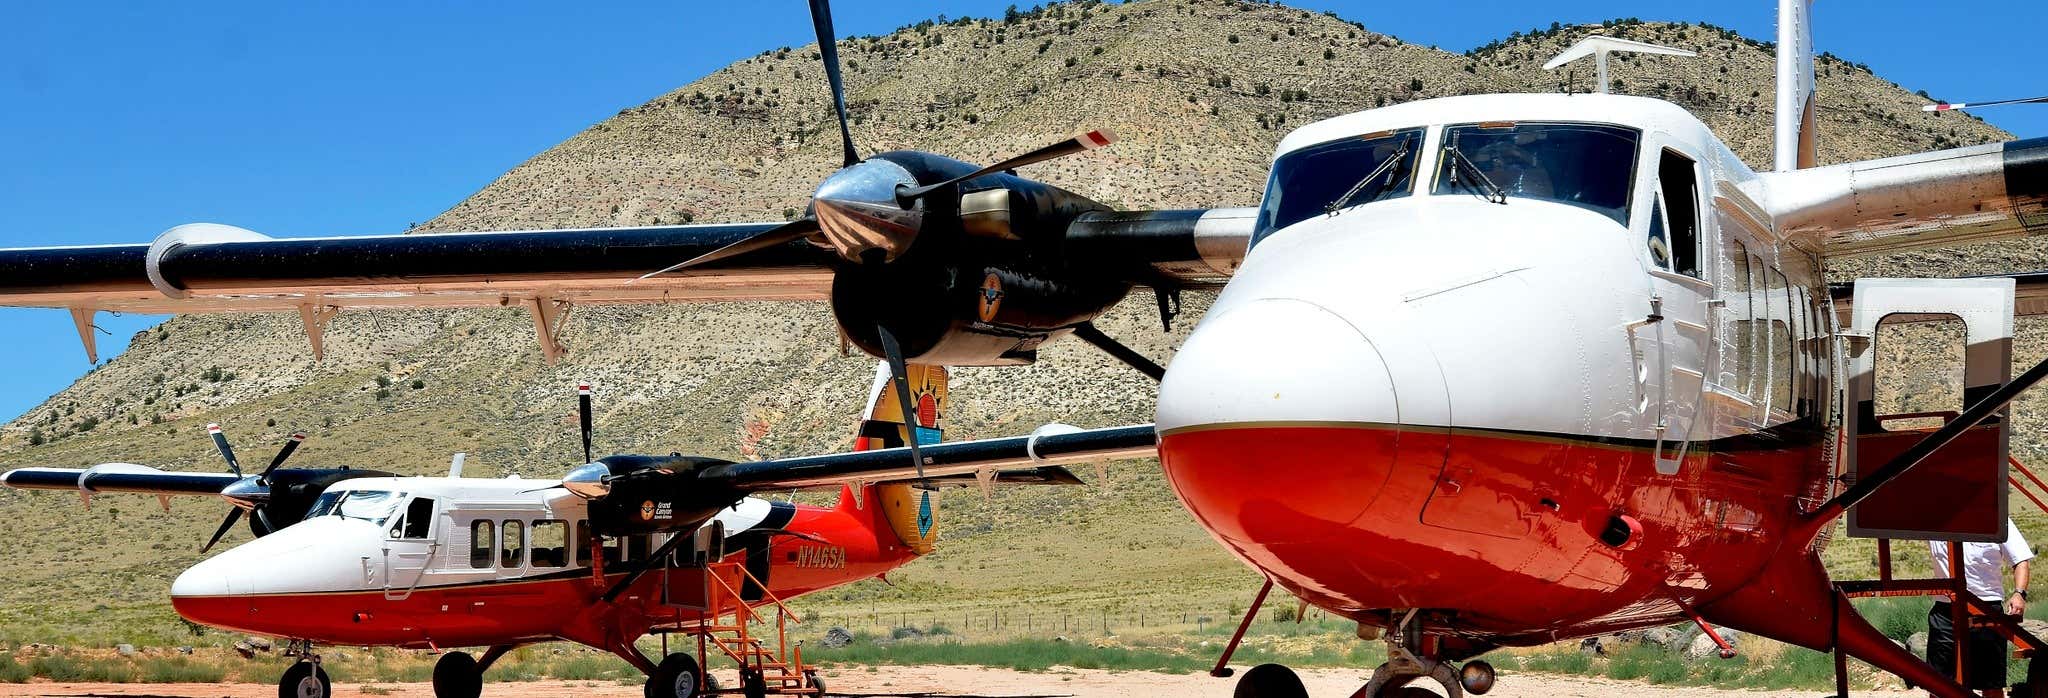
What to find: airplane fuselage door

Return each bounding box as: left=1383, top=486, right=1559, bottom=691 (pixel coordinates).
left=1844, top=278, right=2014, bottom=542
left=1643, top=145, right=1710, bottom=475
left=382, top=496, right=439, bottom=600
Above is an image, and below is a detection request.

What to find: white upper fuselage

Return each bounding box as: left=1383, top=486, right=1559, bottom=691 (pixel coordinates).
left=1161, top=93, right=1818, bottom=444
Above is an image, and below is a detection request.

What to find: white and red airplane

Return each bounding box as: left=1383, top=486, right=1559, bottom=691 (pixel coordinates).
left=4, top=1, right=2048, bottom=697
left=2, top=368, right=1146, bottom=698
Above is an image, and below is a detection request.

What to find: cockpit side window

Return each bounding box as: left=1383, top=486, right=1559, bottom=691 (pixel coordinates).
left=1651, top=149, right=1702, bottom=277
left=394, top=497, right=435, bottom=539
left=1252, top=128, right=1426, bottom=247
left=1431, top=122, right=1640, bottom=225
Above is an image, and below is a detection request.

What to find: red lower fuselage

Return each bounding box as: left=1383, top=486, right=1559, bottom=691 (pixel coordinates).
left=1159, top=423, right=1829, bottom=646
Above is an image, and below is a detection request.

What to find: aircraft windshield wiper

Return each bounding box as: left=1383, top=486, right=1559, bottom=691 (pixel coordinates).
left=1324, top=141, right=1414, bottom=217
left=1445, top=140, right=1508, bottom=205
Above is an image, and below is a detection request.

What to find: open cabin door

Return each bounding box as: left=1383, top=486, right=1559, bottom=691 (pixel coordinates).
left=1844, top=278, right=2014, bottom=542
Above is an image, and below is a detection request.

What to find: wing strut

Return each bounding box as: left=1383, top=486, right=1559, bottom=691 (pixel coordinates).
left=69, top=306, right=98, bottom=364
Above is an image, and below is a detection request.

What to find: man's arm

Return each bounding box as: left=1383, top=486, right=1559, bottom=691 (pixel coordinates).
left=2011, top=559, right=2031, bottom=616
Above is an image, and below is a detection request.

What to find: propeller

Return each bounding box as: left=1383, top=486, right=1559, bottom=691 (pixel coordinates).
left=875, top=325, right=930, bottom=485
left=808, top=0, right=857, bottom=167
left=634, top=0, right=1119, bottom=280
left=632, top=218, right=821, bottom=282
left=893, top=128, right=1117, bottom=204
left=1924, top=95, right=2048, bottom=112
left=201, top=428, right=307, bottom=554
left=206, top=423, right=241, bottom=477
left=577, top=383, right=595, bottom=464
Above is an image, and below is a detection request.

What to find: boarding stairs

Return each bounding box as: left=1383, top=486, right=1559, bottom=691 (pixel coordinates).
left=657, top=560, right=820, bottom=696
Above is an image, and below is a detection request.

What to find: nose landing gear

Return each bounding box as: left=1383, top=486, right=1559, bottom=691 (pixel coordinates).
left=277, top=640, right=330, bottom=698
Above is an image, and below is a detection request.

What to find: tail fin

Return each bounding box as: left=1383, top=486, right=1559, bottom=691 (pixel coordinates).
left=851, top=361, right=949, bottom=555
left=1774, top=0, right=1818, bottom=171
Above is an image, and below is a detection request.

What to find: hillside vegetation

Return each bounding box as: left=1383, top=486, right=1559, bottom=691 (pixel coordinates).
left=0, top=0, right=2040, bottom=654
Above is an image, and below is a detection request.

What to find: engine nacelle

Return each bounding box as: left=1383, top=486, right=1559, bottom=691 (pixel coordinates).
left=578, top=455, right=744, bottom=537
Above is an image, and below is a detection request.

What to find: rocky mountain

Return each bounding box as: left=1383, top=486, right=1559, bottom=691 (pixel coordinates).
left=0, top=0, right=2035, bottom=639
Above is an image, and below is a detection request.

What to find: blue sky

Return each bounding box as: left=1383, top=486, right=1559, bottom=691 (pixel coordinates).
left=1, top=0, right=2041, bottom=421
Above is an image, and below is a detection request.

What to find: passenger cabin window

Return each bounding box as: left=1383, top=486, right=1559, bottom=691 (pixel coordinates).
left=392, top=497, right=435, bottom=539
left=1721, top=242, right=1757, bottom=398
left=469, top=520, right=495, bottom=569
left=1432, top=122, right=1640, bottom=225
left=1251, top=128, right=1425, bottom=247
left=531, top=520, right=567, bottom=568
left=576, top=520, right=594, bottom=567
left=501, top=520, right=525, bottom=569
left=1650, top=149, right=1701, bottom=276
left=1767, top=267, right=1795, bottom=414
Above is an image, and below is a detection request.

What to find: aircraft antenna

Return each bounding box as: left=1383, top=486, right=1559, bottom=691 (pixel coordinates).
left=1542, top=35, right=1696, bottom=95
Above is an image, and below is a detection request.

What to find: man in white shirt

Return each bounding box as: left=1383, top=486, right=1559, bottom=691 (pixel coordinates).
left=1927, top=518, right=2035, bottom=697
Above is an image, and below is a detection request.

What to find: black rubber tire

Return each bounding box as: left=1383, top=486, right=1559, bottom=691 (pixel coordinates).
left=646, top=653, right=704, bottom=698
left=433, top=651, right=483, bottom=698
left=741, top=668, right=769, bottom=698
left=1387, top=687, right=1443, bottom=698
left=1234, top=663, right=1308, bottom=698
left=805, top=668, right=827, bottom=695
left=277, top=662, right=331, bottom=698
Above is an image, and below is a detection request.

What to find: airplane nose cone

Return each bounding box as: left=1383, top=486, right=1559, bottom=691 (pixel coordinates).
left=1158, top=299, right=1406, bottom=540
left=1158, top=298, right=1454, bottom=610
left=171, top=551, right=247, bottom=629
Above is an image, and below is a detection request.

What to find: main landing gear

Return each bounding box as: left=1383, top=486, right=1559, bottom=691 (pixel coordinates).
left=432, top=646, right=515, bottom=698
left=277, top=640, right=330, bottom=698
left=646, top=652, right=723, bottom=698
left=1232, top=613, right=1499, bottom=698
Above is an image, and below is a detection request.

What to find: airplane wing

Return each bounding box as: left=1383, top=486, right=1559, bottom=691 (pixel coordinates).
left=0, top=463, right=242, bottom=496
left=707, top=424, right=1158, bottom=490
left=1761, top=137, right=2048, bottom=258
left=0, top=208, right=1250, bottom=362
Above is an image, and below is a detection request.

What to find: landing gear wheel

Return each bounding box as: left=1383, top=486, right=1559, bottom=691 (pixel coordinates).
left=1234, top=663, right=1308, bottom=698
left=1388, top=687, right=1443, bottom=698
left=433, top=651, right=483, bottom=698
left=741, top=668, right=769, bottom=698
left=805, top=668, right=826, bottom=695
left=278, top=662, right=331, bottom=698
left=646, top=653, right=703, bottom=698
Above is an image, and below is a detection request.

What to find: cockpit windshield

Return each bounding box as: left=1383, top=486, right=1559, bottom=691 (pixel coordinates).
left=303, top=490, right=406, bottom=525
left=1431, top=122, right=1640, bottom=225
left=1252, top=128, right=1425, bottom=246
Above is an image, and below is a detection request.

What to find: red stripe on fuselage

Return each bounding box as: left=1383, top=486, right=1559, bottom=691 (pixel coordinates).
left=1158, top=422, right=1825, bottom=644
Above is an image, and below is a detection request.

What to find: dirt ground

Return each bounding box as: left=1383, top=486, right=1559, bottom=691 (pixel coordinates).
left=0, top=665, right=1900, bottom=698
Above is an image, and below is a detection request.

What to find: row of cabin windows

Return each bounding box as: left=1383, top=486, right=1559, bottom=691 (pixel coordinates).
left=466, top=519, right=657, bottom=570
left=1720, top=240, right=1827, bottom=420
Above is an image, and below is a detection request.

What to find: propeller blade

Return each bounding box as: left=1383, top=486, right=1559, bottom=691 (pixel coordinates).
left=896, top=128, right=1117, bottom=202
left=875, top=324, right=929, bottom=484
left=260, top=432, right=306, bottom=478
left=632, top=218, right=819, bottom=281
left=807, top=0, right=858, bottom=167
left=577, top=383, right=594, bottom=464
left=201, top=507, right=244, bottom=554
left=1925, top=95, right=2048, bottom=112
left=206, top=423, right=242, bottom=477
